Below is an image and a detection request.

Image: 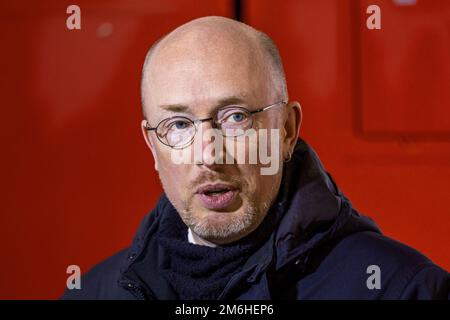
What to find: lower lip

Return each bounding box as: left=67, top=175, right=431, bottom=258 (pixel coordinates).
left=196, top=189, right=238, bottom=210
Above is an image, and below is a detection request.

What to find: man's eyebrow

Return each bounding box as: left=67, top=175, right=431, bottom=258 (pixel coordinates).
left=158, top=96, right=248, bottom=113
left=159, top=103, right=190, bottom=113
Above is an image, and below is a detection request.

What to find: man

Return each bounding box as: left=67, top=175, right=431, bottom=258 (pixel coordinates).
left=63, top=16, right=449, bottom=300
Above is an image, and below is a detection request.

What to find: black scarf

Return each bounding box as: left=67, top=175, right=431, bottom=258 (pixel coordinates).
left=155, top=202, right=283, bottom=300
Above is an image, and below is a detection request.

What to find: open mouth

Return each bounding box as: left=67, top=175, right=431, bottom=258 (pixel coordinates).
left=195, top=183, right=238, bottom=210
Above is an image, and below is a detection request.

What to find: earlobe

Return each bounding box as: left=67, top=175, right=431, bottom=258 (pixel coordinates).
left=141, top=120, right=159, bottom=171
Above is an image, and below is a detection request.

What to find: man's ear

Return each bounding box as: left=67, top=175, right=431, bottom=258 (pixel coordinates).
left=141, top=119, right=159, bottom=171
left=282, top=101, right=302, bottom=158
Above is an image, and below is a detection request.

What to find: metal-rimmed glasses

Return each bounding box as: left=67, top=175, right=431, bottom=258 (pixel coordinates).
left=144, top=100, right=287, bottom=149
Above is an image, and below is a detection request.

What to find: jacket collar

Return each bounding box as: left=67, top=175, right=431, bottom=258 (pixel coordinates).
left=273, top=139, right=381, bottom=270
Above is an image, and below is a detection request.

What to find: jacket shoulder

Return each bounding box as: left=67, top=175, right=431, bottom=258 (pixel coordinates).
left=317, top=231, right=449, bottom=299
left=61, top=248, right=135, bottom=300
left=339, top=231, right=434, bottom=266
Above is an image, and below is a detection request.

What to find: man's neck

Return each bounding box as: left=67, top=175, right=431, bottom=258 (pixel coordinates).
left=187, top=228, right=218, bottom=247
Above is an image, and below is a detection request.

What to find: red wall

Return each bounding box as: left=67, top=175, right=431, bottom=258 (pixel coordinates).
left=0, top=0, right=448, bottom=299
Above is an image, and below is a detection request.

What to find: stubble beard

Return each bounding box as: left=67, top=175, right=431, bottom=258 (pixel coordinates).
left=180, top=186, right=276, bottom=244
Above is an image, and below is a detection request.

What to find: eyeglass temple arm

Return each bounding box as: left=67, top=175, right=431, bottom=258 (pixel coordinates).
left=143, top=120, right=156, bottom=131
left=250, top=100, right=288, bottom=114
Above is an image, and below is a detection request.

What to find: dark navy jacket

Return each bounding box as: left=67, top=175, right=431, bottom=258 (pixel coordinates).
left=62, top=139, right=449, bottom=300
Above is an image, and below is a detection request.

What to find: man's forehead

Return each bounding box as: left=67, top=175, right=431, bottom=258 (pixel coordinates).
left=144, top=48, right=268, bottom=113
left=144, top=68, right=265, bottom=115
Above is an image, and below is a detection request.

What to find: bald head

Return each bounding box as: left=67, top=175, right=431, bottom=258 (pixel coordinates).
left=140, top=16, right=287, bottom=118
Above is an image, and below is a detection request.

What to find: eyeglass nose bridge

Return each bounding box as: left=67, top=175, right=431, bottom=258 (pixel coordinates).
left=193, top=116, right=219, bottom=130
left=189, top=117, right=220, bottom=146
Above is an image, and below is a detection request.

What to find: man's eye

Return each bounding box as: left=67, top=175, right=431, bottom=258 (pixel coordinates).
left=225, top=112, right=247, bottom=123
left=168, top=120, right=190, bottom=130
